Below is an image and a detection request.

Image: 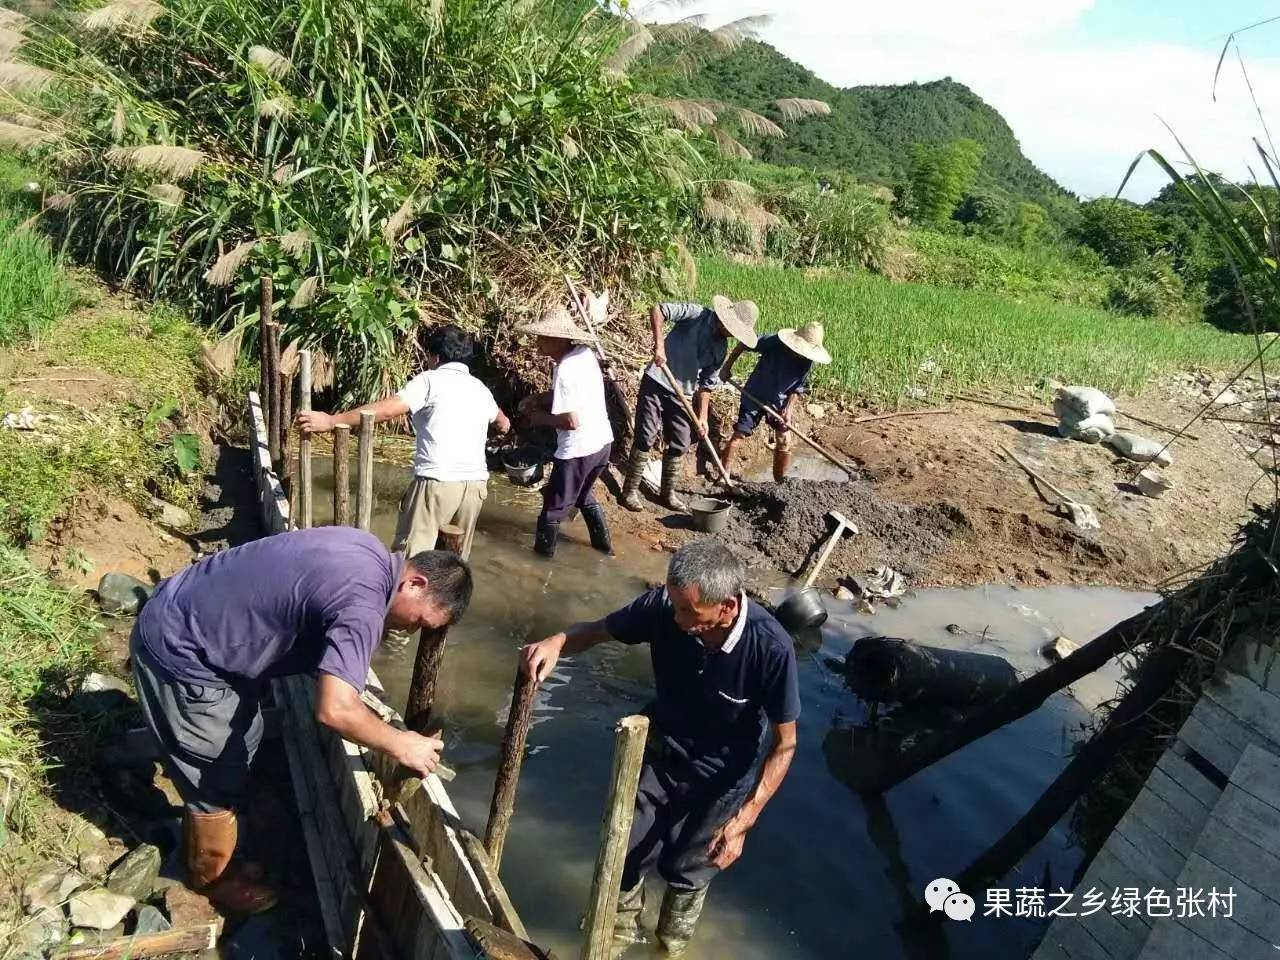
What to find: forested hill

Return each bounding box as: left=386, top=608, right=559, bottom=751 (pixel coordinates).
left=674, top=39, right=1077, bottom=218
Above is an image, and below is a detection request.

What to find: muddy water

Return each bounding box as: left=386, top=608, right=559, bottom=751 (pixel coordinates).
left=311, top=459, right=1158, bottom=960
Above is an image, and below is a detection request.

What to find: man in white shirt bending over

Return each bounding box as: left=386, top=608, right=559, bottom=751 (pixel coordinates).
left=297, top=324, right=510, bottom=560
left=516, top=307, right=615, bottom=558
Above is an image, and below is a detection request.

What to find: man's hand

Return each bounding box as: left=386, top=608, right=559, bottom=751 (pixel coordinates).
left=392, top=729, right=444, bottom=779
left=707, top=808, right=755, bottom=870
left=520, top=634, right=566, bottom=683
left=296, top=410, right=334, bottom=435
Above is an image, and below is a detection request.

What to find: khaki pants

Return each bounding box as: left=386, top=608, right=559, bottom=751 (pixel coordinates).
left=392, top=477, right=488, bottom=561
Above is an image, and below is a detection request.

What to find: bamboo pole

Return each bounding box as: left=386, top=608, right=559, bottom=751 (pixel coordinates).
left=280, top=371, right=294, bottom=452
left=333, top=423, right=351, bottom=526
left=298, top=350, right=313, bottom=529
left=258, top=293, right=272, bottom=429
left=580, top=715, right=649, bottom=960
left=484, top=666, right=539, bottom=871
left=356, top=411, right=375, bottom=531
left=55, top=923, right=220, bottom=960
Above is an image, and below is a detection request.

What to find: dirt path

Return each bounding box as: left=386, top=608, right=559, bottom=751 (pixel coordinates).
left=601, top=375, right=1270, bottom=592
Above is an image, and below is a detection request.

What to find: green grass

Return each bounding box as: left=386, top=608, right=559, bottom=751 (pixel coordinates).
left=0, top=544, right=102, bottom=853
left=0, top=153, right=75, bottom=347
left=698, top=256, right=1260, bottom=403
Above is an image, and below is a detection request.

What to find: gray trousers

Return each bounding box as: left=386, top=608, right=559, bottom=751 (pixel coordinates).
left=131, top=629, right=264, bottom=813
left=632, top=376, right=694, bottom=456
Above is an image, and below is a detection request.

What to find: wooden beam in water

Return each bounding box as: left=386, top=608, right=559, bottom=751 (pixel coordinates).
left=299, top=350, right=313, bottom=529
left=54, top=923, right=221, bottom=960
left=333, top=423, right=351, bottom=526
left=484, top=666, right=538, bottom=871
left=580, top=715, right=649, bottom=960
left=405, top=627, right=448, bottom=734
left=356, top=411, right=375, bottom=531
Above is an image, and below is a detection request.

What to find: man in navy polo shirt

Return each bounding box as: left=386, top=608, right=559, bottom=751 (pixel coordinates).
left=521, top=538, right=799, bottom=954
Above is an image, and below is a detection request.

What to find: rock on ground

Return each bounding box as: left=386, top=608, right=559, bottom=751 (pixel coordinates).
left=164, top=885, right=218, bottom=928
left=96, top=572, right=154, bottom=616
left=4, top=906, right=67, bottom=955
left=132, top=904, right=172, bottom=935
left=106, top=843, right=162, bottom=901
left=148, top=497, right=193, bottom=529
left=68, top=889, right=135, bottom=930
left=23, top=863, right=90, bottom=914
left=71, top=672, right=134, bottom=717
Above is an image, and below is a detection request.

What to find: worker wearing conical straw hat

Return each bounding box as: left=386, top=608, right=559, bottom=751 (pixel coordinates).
left=515, top=306, right=615, bottom=558
left=720, top=321, right=830, bottom=482
left=619, top=295, right=759, bottom=512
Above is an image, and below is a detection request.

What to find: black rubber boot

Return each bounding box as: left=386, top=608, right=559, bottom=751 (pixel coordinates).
left=659, top=453, right=687, bottom=512
left=534, top=516, right=559, bottom=558
left=620, top=447, right=648, bottom=512
left=612, top=879, right=649, bottom=951
left=581, top=503, right=614, bottom=555
left=656, top=885, right=709, bottom=955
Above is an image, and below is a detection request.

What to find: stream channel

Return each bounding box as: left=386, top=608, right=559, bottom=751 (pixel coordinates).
left=311, top=458, right=1158, bottom=960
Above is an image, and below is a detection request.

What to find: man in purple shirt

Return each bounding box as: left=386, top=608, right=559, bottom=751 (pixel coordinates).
left=131, top=527, right=472, bottom=914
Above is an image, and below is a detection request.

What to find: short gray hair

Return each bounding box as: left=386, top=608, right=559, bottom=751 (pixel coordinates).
left=667, top=538, right=744, bottom=604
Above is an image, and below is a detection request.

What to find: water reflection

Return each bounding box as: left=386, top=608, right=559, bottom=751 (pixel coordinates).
left=309, top=458, right=1157, bottom=959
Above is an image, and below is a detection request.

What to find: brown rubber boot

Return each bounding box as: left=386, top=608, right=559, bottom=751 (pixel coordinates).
left=185, top=809, right=278, bottom=915
left=656, top=884, right=709, bottom=955
left=720, top=434, right=744, bottom=481
left=620, top=447, right=648, bottom=512
left=659, top=453, right=687, bottom=511
left=773, top=443, right=793, bottom=483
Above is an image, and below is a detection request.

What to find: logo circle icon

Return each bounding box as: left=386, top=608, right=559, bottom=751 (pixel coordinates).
left=924, top=878, right=961, bottom=913
left=944, top=893, right=976, bottom=922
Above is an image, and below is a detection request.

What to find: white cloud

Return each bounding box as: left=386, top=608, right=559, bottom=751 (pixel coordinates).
left=645, top=0, right=1280, bottom=200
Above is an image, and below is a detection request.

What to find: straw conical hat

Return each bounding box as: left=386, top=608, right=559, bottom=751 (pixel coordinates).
left=711, top=294, right=760, bottom=348
left=515, top=306, right=595, bottom=342
left=778, top=322, right=831, bottom=364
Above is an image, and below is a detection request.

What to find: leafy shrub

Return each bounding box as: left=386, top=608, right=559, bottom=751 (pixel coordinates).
left=1106, top=257, right=1189, bottom=319
left=17, top=0, right=686, bottom=401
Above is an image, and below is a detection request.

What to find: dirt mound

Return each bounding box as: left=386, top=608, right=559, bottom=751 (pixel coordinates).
left=719, top=479, right=972, bottom=582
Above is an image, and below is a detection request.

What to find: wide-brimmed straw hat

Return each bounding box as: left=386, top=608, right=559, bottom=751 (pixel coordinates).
left=778, top=322, right=831, bottom=364
left=711, top=294, right=760, bottom=348
left=515, top=306, right=595, bottom=342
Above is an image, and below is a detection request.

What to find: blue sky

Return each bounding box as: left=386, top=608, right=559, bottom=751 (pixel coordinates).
left=648, top=1, right=1280, bottom=200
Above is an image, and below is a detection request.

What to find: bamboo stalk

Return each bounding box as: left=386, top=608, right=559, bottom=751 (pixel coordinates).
left=852, top=408, right=952, bottom=424
left=484, top=666, right=539, bottom=871
left=333, top=423, right=351, bottom=526
left=356, top=411, right=375, bottom=531
left=580, top=715, right=649, bottom=960
left=280, top=371, right=294, bottom=452
left=298, top=350, right=313, bottom=529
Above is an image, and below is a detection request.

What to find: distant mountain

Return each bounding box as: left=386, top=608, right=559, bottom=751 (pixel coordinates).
left=672, top=40, right=1077, bottom=222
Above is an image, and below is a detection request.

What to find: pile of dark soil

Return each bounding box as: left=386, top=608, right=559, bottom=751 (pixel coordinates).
left=720, top=479, right=972, bottom=582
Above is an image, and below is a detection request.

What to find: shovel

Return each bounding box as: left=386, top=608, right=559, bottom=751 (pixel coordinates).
left=775, top=510, right=858, bottom=632
left=999, top=444, right=1101, bottom=530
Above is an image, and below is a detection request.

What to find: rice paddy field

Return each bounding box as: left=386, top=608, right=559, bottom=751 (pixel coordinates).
left=697, top=256, right=1262, bottom=403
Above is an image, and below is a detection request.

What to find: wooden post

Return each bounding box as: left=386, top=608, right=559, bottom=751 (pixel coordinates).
left=280, top=371, right=294, bottom=452
left=298, top=350, right=313, bottom=529
left=333, top=424, right=351, bottom=526
left=484, top=667, right=539, bottom=870
left=580, top=715, right=649, bottom=960
left=436, top=523, right=464, bottom=555
left=258, top=298, right=272, bottom=428
left=356, top=411, right=375, bottom=531
left=404, top=627, right=448, bottom=734
left=283, top=452, right=297, bottom=530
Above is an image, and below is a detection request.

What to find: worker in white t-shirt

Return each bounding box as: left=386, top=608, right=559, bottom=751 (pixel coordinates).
left=516, top=307, right=615, bottom=558
left=297, top=324, right=510, bottom=560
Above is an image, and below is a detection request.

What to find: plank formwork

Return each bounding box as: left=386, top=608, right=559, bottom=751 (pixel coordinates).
left=247, top=390, right=528, bottom=959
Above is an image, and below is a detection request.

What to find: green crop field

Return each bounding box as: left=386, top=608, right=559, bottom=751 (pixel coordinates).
left=697, top=256, right=1261, bottom=403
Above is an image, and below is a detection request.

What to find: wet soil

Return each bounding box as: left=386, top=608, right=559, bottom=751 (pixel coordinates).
left=600, top=378, right=1269, bottom=591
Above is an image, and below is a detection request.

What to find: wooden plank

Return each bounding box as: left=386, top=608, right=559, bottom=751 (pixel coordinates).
left=1030, top=933, right=1077, bottom=960
left=1043, top=918, right=1114, bottom=960
left=1229, top=742, right=1280, bottom=805
left=1155, top=751, right=1221, bottom=809
left=1145, top=762, right=1213, bottom=827
left=1175, top=710, right=1239, bottom=779
left=1174, top=853, right=1280, bottom=946
left=1124, top=786, right=1202, bottom=860
left=277, top=680, right=346, bottom=958
left=1100, top=831, right=1174, bottom=892
left=1072, top=903, right=1148, bottom=960
left=1203, top=672, right=1280, bottom=752
left=380, top=820, right=477, bottom=960
left=1137, top=918, right=1239, bottom=960
left=1193, top=813, right=1280, bottom=904
left=1112, top=807, right=1186, bottom=882
left=1195, top=696, right=1273, bottom=758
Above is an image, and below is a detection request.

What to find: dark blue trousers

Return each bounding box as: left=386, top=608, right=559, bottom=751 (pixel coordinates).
left=620, top=757, right=753, bottom=892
